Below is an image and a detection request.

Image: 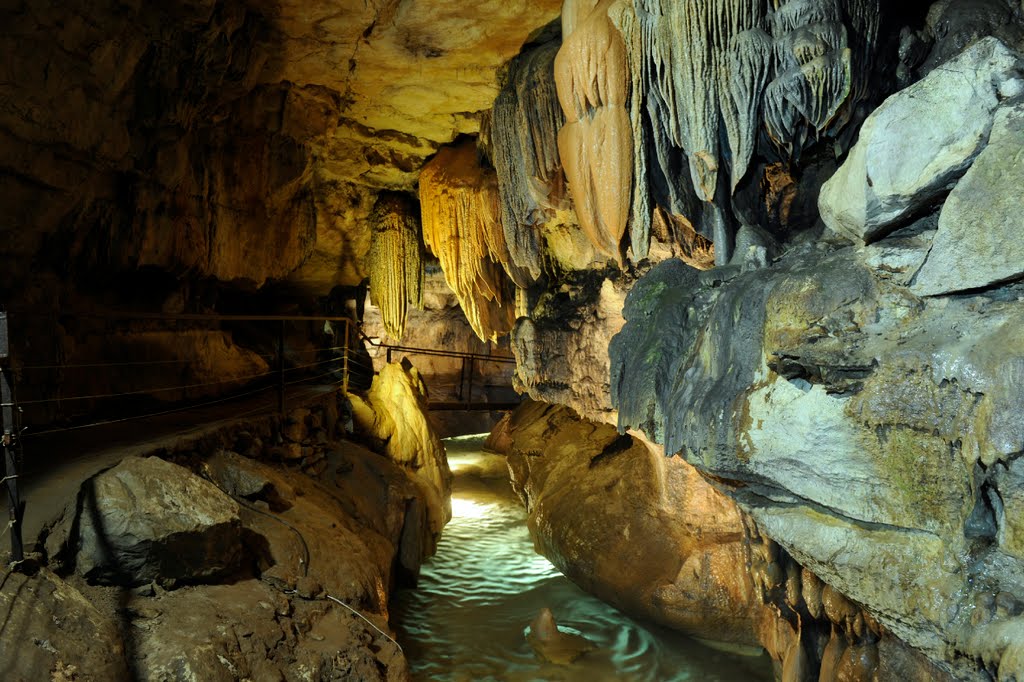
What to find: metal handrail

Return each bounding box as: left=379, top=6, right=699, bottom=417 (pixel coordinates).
left=359, top=331, right=516, bottom=364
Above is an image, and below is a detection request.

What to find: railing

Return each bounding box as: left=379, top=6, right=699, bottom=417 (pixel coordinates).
left=6, top=312, right=373, bottom=429
left=0, top=308, right=523, bottom=566
left=364, top=335, right=520, bottom=411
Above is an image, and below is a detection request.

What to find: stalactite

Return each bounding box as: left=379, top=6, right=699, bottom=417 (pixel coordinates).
left=632, top=0, right=880, bottom=260
left=368, top=192, right=424, bottom=341
left=723, top=28, right=774, bottom=191
left=491, top=40, right=567, bottom=283
left=418, top=141, right=517, bottom=342
left=554, top=0, right=634, bottom=265
left=609, top=1, right=652, bottom=262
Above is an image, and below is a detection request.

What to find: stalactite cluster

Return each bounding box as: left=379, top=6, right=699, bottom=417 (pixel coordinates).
left=554, top=0, right=635, bottom=265
left=418, top=141, right=517, bottom=342
left=368, top=192, right=424, bottom=341
left=491, top=40, right=567, bottom=284
left=636, top=0, right=880, bottom=201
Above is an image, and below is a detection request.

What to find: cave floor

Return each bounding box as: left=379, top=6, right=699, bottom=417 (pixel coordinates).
left=3, top=383, right=338, bottom=545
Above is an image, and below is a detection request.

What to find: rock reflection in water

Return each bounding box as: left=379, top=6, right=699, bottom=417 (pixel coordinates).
left=392, top=435, right=772, bottom=682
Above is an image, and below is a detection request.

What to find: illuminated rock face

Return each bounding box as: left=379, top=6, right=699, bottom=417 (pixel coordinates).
left=418, top=141, right=518, bottom=342
left=350, top=362, right=453, bottom=549
left=498, top=401, right=952, bottom=679
left=368, top=192, right=424, bottom=341
left=554, top=0, right=634, bottom=264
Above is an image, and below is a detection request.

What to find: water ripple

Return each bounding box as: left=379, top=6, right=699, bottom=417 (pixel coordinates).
left=392, top=440, right=772, bottom=682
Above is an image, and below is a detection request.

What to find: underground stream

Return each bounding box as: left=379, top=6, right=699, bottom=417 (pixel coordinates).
left=391, top=435, right=774, bottom=681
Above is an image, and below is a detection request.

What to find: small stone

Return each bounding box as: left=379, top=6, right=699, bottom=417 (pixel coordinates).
left=296, top=576, right=323, bottom=599
left=526, top=608, right=595, bottom=665
left=269, top=444, right=303, bottom=461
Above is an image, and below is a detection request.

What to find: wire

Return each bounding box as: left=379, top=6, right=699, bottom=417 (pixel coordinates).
left=323, top=593, right=403, bottom=652
left=15, top=369, right=278, bottom=406
left=19, top=358, right=206, bottom=371
left=21, top=384, right=277, bottom=438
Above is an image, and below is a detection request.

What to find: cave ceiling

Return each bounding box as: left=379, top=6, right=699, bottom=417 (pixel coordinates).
left=0, top=0, right=562, bottom=300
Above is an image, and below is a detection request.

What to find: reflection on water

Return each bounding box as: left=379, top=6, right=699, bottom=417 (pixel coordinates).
left=392, top=436, right=773, bottom=682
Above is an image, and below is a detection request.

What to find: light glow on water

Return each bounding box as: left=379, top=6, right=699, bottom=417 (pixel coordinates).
left=450, top=495, right=494, bottom=519
left=392, top=438, right=773, bottom=682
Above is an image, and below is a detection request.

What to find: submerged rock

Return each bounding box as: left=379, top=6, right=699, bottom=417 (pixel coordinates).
left=526, top=607, right=596, bottom=665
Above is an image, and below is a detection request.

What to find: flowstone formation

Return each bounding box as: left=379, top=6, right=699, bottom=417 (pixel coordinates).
left=418, top=141, right=520, bottom=342
left=610, top=37, right=1024, bottom=680
left=540, top=0, right=886, bottom=267
left=368, top=192, right=424, bottom=341
left=349, top=361, right=454, bottom=546
left=490, top=39, right=569, bottom=283
left=554, top=0, right=635, bottom=264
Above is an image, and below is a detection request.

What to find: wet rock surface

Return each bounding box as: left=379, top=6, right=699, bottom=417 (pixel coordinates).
left=501, top=401, right=767, bottom=645
left=498, top=400, right=952, bottom=681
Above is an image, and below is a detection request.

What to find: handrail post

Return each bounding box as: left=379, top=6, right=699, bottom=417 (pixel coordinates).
left=0, top=311, right=24, bottom=563
left=386, top=346, right=392, bottom=364
left=277, top=320, right=285, bottom=415
left=342, top=318, right=350, bottom=393
left=466, top=356, right=474, bottom=411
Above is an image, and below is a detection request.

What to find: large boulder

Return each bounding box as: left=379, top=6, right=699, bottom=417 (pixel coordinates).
left=819, top=37, right=1022, bottom=243
left=47, top=456, right=245, bottom=585
left=912, top=103, right=1024, bottom=295
left=504, top=401, right=769, bottom=647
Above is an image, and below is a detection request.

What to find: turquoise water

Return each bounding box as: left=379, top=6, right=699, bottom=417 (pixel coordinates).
left=391, top=436, right=773, bottom=682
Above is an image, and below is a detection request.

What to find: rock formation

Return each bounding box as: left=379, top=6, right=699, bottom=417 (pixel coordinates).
left=418, top=141, right=519, bottom=342
left=5, top=1, right=1024, bottom=679
left=630, top=0, right=883, bottom=263
left=349, top=361, right=454, bottom=546
left=820, top=37, right=1021, bottom=243
left=5, top=391, right=442, bottom=680
left=369, top=192, right=425, bottom=340
left=609, top=82, right=1024, bottom=674
left=491, top=39, right=568, bottom=282
left=497, top=400, right=955, bottom=679
left=526, top=607, right=597, bottom=664
left=554, top=0, right=635, bottom=264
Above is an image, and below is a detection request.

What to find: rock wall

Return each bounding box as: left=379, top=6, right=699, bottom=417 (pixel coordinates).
left=498, top=401, right=956, bottom=681
left=0, top=0, right=562, bottom=310
left=609, top=37, right=1024, bottom=680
